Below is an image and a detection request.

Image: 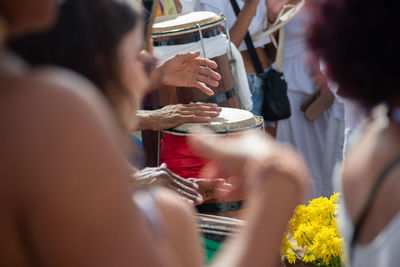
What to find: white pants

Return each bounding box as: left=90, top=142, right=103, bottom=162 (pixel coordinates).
left=276, top=90, right=344, bottom=198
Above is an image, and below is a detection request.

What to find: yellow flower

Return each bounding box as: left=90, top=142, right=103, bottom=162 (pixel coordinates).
left=281, top=193, right=343, bottom=266
left=287, top=250, right=296, bottom=264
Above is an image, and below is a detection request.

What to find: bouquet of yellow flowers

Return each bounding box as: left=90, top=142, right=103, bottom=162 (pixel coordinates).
left=281, top=193, right=344, bottom=267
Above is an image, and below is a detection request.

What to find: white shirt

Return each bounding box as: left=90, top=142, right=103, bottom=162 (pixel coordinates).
left=194, top=0, right=270, bottom=51
left=181, top=0, right=195, bottom=13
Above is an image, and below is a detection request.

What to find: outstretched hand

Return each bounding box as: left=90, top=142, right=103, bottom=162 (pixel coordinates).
left=160, top=51, right=221, bottom=96
left=135, top=102, right=221, bottom=131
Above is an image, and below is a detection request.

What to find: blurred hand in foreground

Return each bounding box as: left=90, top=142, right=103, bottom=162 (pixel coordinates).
left=188, top=128, right=311, bottom=200
left=187, top=178, right=229, bottom=202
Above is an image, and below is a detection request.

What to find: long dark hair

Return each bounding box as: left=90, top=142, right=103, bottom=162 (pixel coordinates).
left=9, top=0, right=143, bottom=101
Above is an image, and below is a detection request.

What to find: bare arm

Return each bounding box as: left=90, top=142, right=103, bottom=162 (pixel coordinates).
left=211, top=165, right=306, bottom=267
left=18, top=79, right=171, bottom=267
left=229, top=0, right=260, bottom=47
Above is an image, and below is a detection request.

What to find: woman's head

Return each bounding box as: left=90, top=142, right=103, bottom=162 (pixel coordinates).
left=0, top=0, right=57, bottom=37
left=9, top=0, right=147, bottom=130
left=308, top=0, right=400, bottom=110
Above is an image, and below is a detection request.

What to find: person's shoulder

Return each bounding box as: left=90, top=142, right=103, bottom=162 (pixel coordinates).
left=5, top=66, right=120, bottom=148
left=28, top=66, right=108, bottom=111
left=25, top=66, right=116, bottom=127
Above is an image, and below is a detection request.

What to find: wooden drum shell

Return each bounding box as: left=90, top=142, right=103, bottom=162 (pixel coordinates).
left=142, top=13, right=240, bottom=167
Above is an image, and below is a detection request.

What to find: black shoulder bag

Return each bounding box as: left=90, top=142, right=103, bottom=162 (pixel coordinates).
left=229, top=0, right=291, bottom=121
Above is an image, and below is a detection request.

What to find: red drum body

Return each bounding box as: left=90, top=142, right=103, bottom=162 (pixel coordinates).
left=142, top=12, right=240, bottom=166
left=160, top=108, right=264, bottom=218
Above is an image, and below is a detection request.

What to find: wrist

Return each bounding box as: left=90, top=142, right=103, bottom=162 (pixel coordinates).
left=150, top=65, right=164, bottom=89
left=136, top=110, right=157, bottom=131
left=158, top=62, right=174, bottom=87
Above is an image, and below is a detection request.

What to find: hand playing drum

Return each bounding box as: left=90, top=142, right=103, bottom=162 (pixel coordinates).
left=134, top=163, right=226, bottom=205
left=159, top=51, right=222, bottom=95
left=146, top=11, right=241, bottom=108
left=135, top=102, right=222, bottom=131
left=141, top=50, right=222, bottom=95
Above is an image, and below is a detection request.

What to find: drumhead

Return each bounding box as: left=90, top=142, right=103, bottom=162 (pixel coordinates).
left=152, top=11, right=225, bottom=37
left=164, top=107, right=263, bottom=135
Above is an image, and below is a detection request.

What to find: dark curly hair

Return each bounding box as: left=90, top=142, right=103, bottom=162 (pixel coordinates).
left=8, top=0, right=143, bottom=100
left=308, top=0, right=400, bottom=110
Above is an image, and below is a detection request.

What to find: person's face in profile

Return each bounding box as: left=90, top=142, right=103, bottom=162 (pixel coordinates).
left=118, top=23, right=149, bottom=129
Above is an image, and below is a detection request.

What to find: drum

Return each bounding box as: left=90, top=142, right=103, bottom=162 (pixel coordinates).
left=142, top=11, right=241, bottom=167
left=197, top=214, right=244, bottom=262
left=160, top=107, right=264, bottom=218
left=144, top=11, right=240, bottom=109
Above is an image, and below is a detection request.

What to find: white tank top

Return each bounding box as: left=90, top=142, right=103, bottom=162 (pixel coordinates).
left=334, top=165, right=400, bottom=267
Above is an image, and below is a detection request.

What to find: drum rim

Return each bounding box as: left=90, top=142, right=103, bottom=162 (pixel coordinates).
left=162, top=115, right=264, bottom=136
left=152, top=14, right=225, bottom=38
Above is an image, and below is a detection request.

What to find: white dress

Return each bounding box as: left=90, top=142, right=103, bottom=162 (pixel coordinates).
left=276, top=10, right=344, bottom=198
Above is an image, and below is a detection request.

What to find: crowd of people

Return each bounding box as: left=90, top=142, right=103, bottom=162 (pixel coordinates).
left=0, top=0, right=399, bottom=266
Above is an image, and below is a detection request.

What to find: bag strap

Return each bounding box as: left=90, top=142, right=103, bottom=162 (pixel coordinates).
left=350, top=154, right=400, bottom=262
left=271, top=28, right=285, bottom=72
left=229, top=0, right=264, bottom=75
left=229, top=0, right=285, bottom=73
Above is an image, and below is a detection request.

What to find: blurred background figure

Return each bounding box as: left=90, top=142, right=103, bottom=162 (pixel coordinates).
left=156, top=0, right=182, bottom=16
left=309, top=0, right=400, bottom=265
left=180, top=0, right=194, bottom=13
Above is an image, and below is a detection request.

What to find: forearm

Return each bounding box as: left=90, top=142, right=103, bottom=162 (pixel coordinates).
left=135, top=110, right=158, bottom=131
left=229, top=2, right=259, bottom=47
